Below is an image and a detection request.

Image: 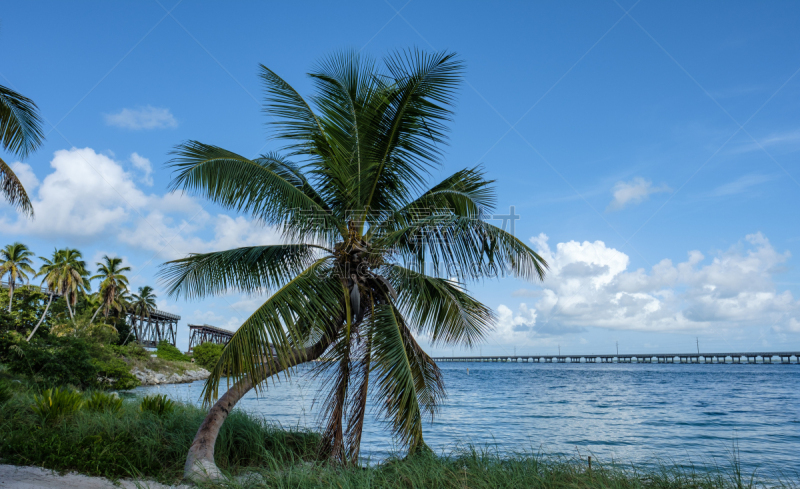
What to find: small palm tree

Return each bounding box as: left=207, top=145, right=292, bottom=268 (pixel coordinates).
left=1, top=242, right=36, bottom=313
left=161, top=50, right=547, bottom=479
left=126, top=286, right=157, bottom=345
left=89, top=256, right=131, bottom=324
left=0, top=84, right=45, bottom=217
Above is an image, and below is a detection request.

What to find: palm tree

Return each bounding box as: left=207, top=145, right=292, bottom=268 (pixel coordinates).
left=1, top=242, right=36, bottom=312
left=53, top=248, right=90, bottom=321
left=27, top=248, right=62, bottom=341
left=126, top=286, right=156, bottom=345
left=89, top=256, right=131, bottom=324
left=0, top=84, right=45, bottom=217
left=162, top=50, right=547, bottom=479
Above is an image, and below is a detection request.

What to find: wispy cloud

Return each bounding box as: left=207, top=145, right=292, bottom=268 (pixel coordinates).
left=733, top=129, right=800, bottom=154
left=105, top=105, right=178, bottom=130
left=711, top=174, right=775, bottom=197
left=606, top=177, right=670, bottom=212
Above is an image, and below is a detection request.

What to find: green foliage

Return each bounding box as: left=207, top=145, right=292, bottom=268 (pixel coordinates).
left=0, top=379, right=12, bottom=404
left=6, top=336, right=139, bottom=390
left=139, top=394, right=176, bottom=416
left=191, top=341, right=224, bottom=370
left=0, top=388, right=321, bottom=481
left=85, top=391, right=122, bottom=414
left=155, top=340, right=189, bottom=362
left=92, top=356, right=139, bottom=390
left=31, top=387, right=84, bottom=423
left=108, top=342, right=149, bottom=360
left=8, top=336, right=98, bottom=389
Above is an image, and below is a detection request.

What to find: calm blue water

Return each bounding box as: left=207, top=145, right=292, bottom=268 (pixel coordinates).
left=133, top=362, right=800, bottom=474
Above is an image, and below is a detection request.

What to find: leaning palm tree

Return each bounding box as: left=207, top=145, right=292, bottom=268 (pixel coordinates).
left=89, top=256, right=131, bottom=324
left=161, top=49, right=547, bottom=479
left=126, top=285, right=157, bottom=345
left=1, top=242, right=36, bottom=312
left=0, top=84, right=45, bottom=217
left=28, top=248, right=63, bottom=340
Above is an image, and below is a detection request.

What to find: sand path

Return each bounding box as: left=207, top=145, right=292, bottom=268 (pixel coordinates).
left=0, top=464, right=191, bottom=489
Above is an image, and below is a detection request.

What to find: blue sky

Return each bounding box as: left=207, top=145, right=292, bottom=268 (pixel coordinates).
left=2, top=1, right=799, bottom=355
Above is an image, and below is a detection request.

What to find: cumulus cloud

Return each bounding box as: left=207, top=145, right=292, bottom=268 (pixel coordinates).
left=105, top=106, right=178, bottom=130
left=129, top=153, right=153, bottom=186
left=0, top=147, right=281, bottom=258
left=501, top=232, right=800, bottom=343
left=8, top=161, right=39, bottom=192
left=607, top=177, right=670, bottom=211
left=2, top=148, right=148, bottom=237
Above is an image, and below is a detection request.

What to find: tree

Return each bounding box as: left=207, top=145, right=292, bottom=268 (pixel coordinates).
left=89, top=256, right=131, bottom=324
left=126, top=286, right=156, bottom=345
left=0, top=84, right=45, bottom=217
left=192, top=342, right=224, bottom=370
left=1, top=242, right=36, bottom=313
left=56, top=248, right=91, bottom=321
left=161, top=49, right=547, bottom=480
left=28, top=248, right=63, bottom=341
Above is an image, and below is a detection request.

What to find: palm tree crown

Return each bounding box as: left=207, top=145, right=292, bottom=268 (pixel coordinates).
left=162, top=49, right=547, bottom=470
left=1, top=242, right=36, bottom=312
left=129, top=285, right=157, bottom=319
left=0, top=84, right=45, bottom=216
left=38, top=248, right=90, bottom=320
left=90, top=256, right=131, bottom=320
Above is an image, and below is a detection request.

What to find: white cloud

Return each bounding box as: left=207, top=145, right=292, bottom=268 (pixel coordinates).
left=607, top=177, right=670, bottom=212
left=129, top=153, right=153, bottom=186
left=105, top=106, right=178, bottom=130
left=3, top=147, right=148, bottom=237
left=1, top=147, right=282, bottom=258
left=501, top=232, right=800, bottom=342
left=9, top=161, right=39, bottom=192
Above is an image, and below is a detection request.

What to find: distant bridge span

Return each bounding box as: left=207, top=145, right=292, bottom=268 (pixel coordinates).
left=433, top=352, right=800, bottom=364
left=187, top=324, right=234, bottom=352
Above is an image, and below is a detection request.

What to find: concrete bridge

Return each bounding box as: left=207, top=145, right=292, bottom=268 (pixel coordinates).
left=433, top=352, right=800, bottom=364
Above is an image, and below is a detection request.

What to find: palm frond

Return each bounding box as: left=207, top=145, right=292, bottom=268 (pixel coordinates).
left=0, top=84, right=44, bottom=159
left=378, top=215, right=548, bottom=282
left=368, top=302, right=425, bottom=449
left=202, top=259, right=345, bottom=405
left=0, top=156, right=34, bottom=217
left=361, top=49, right=464, bottom=217
left=168, top=141, right=346, bottom=241
left=160, top=244, right=326, bottom=300
left=386, top=265, right=494, bottom=348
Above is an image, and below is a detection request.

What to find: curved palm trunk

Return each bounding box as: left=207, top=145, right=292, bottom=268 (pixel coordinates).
left=27, top=293, right=53, bottom=341
left=7, top=283, right=14, bottom=313
left=89, top=304, right=103, bottom=325
left=65, top=295, right=74, bottom=321
left=184, top=325, right=341, bottom=481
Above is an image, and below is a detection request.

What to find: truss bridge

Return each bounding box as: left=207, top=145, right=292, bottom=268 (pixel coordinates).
left=127, top=309, right=181, bottom=348
left=187, top=324, right=234, bottom=352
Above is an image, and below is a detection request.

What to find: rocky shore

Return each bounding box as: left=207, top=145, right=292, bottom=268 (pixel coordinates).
left=131, top=366, right=210, bottom=386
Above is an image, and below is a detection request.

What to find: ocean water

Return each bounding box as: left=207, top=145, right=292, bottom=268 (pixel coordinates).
left=132, top=362, right=800, bottom=474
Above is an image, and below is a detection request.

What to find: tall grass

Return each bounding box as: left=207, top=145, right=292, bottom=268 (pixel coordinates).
left=0, top=389, right=319, bottom=482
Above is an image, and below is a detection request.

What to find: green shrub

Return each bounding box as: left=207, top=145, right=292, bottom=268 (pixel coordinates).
left=8, top=336, right=98, bottom=389
left=139, top=394, right=175, bottom=416
left=191, top=341, right=224, bottom=370
left=0, top=379, right=12, bottom=404
left=92, top=356, right=139, bottom=390
left=32, top=387, right=84, bottom=423
left=85, top=391, right=122, bottom=414
left=155, top=340, right=189, bottom=362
